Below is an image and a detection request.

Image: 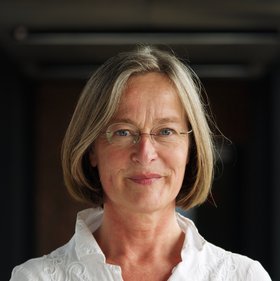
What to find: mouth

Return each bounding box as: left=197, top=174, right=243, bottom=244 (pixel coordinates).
left=128, top=173, right=162, bottom=185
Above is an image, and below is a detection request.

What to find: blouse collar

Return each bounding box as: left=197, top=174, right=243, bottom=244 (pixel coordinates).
left=74, top=208, right=206, bottom=262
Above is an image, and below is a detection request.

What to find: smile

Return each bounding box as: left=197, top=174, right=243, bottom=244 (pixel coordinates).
left=128, top=174, right=162, bottom=185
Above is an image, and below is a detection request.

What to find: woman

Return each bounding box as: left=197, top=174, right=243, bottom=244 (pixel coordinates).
left=10, top=46, right=271, bottom=280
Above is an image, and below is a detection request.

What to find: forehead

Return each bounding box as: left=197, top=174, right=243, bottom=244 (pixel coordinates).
left=114, top=72, right=186, bottom=123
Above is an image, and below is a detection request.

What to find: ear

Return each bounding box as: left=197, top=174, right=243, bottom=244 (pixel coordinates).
left=89, top=147, right=98, bottom=167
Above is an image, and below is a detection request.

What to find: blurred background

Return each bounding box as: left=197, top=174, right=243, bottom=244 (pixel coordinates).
left=1, top=0, right=279, bottom=280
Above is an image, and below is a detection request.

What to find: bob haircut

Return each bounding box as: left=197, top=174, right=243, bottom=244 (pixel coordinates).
left=62, top=45, right=215, bottom=210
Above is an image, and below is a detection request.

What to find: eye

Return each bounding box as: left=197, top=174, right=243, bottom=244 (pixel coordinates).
left=158, top=128, right=176, bottom=136
left=114, top=129, right=132, bottom=137
left=106, top=123, right=138, bottom=145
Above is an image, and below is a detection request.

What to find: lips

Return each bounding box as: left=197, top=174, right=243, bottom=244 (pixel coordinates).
left=128, top=173, right=162, bottom=185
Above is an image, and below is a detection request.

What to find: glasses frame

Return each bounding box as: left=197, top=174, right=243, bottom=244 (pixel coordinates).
left=104, top=122, right=192, bottom=147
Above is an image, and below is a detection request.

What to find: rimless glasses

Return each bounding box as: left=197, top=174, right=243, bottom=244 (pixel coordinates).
left=104, top=122, right=192, bottom=147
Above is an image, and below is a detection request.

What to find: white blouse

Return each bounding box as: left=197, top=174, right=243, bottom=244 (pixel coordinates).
left=10, top=208, right=271, bottom=281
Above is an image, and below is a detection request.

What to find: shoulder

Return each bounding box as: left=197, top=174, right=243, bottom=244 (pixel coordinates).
left=10, top=239, right=80, bottom=281
left=10, top=208, right=104, bottom=281
left=176, top=213, right=271, bottom=280
left=199, top=242, right=271, bottom=280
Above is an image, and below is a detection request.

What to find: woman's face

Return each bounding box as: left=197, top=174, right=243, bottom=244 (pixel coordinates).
left=90, top=72, right=190, bottom=214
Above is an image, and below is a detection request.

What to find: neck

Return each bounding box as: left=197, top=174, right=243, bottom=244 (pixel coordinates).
left=94, top=204, right=184, bottom=264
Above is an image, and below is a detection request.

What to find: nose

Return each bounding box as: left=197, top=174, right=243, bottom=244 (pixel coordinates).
left=131, top=133, right=158, bottom=165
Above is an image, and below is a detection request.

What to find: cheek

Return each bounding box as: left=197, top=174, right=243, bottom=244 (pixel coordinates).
left=173, top=143, right=189, bottom=164
left=96, top=148, right=128, bottom=185
left=169, top=146, right=189, bottom=178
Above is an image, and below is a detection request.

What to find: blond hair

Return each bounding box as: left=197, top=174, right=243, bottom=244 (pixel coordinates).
left=62, top=45, right=215, bottom=210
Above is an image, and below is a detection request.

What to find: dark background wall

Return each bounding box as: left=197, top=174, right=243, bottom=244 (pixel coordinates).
left=1, top=1, right=279, bottom=280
